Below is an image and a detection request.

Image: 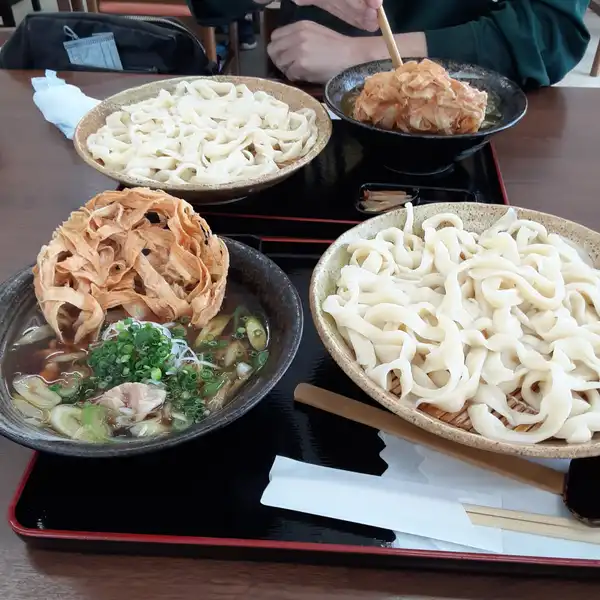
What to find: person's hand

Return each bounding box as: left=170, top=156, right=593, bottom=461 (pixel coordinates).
left=293, top=0, right=382, bottom=32
left=268, top=21, right=370, bottom=83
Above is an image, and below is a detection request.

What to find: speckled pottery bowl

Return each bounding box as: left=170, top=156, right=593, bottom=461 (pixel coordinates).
left=0, top=239, right=303, bottom=458
left=74, top=76, right=332, bottom=205
left=310, top=203, right=600, bottom=459
left=325, top=59, right=527, bottom=175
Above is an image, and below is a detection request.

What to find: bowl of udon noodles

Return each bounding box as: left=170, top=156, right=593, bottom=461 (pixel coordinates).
left=74, top=76, right=332, bottom=204
left=310, top=202, right=600, bottom=458
left=0, top=188, right=303, bottom=457
left=325, top=58, right=527, bottom=175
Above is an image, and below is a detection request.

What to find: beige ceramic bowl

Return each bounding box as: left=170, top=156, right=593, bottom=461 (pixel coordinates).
left=74, top=76, right=332, bottom=204
left=310, top=202, right=600, bottom=458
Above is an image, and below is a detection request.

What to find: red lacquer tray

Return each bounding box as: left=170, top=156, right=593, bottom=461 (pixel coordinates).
left=12, top=127, right=595, bottom=576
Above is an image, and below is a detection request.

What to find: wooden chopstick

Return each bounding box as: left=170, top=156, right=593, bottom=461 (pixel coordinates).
left=294, top=384, right=565, bottom=496
left=377, top=7, right=403, bottom=68
left=465, top=505, right=600, bottom=544
left=464, top=505, right=582, bottom=529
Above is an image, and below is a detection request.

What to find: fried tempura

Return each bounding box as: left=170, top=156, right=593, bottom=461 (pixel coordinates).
left=33, top=188, right=229, bottom=343
left=354, top=59, right=488, bottom=135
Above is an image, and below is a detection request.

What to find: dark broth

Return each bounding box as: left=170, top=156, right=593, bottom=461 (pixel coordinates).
left=341, top=88, right=362, bottom=120
left=6, top=284, right=269, bottom=443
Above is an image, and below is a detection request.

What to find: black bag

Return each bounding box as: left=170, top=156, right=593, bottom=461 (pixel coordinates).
left=0, top=12, right=216, bottom=75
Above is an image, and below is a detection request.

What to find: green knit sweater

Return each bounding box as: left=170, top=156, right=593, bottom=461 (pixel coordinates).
left=187, top=0, right=590, bottom=87
left=278, top=0, right=590, bottom=87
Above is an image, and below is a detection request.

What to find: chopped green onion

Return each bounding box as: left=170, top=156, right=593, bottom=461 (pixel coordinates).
left=82, top=321, right=174, bottom=400
left=200, top=368, right=214, bottom=380
left=253, top=350, right=269, bottom=371
left=245, top=317, right=268, bottom=351
left=171, top=325, right=187, bottom=339
left=202, top=377, right=227, bottom=398
left=166, top=365, right=206, bottom=424
left=232, top=305, right=249, bottom=331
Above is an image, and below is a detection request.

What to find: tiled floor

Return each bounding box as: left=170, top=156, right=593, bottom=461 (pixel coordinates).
left=4, top=0, right=600, bottom=87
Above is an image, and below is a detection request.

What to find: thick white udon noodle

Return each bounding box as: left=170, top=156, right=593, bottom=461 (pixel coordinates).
left=86, top=80, right=319, bottom=185
left=323, top=204, right=600, bottom=445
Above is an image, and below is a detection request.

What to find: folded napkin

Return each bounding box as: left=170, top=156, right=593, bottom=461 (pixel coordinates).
left=31, top=70, right=100, bottom=139
left=261, top=455, right=503, bottom=552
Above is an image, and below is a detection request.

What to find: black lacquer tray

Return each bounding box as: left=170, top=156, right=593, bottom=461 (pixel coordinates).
left=199, top=120, right=508, bottom=242
left=12, top=124, right=599, bottom=576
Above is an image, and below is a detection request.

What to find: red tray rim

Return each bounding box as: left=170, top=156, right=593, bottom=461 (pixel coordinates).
left=12, top=143, right=591, bottom=571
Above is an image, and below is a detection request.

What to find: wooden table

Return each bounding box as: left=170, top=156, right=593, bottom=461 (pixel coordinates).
left=1, top=69, right=600, bottom=599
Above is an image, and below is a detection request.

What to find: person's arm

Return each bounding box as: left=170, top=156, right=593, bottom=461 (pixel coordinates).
left=360, top=0, right=590, bottom=88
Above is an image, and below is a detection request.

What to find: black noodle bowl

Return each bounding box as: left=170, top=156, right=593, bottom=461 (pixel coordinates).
left=325, top=58, right=527, bottom=174
left=0, top=239, right=303, bottom=458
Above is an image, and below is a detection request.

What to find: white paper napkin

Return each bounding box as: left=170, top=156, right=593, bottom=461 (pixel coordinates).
left=323, top=104, right=340, bottom=120
left=261, top=455, right=503, bottom=552
left=31, top=70, right=100, bottom=139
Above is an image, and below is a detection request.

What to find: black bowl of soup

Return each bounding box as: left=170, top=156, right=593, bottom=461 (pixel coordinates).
left=0, top=239, right=303, bottom=457
left=325, top=58, right=527, bottom=175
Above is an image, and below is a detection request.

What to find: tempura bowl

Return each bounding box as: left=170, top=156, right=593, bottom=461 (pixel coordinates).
left=74, top=76, right=332, bottom=205
left=310, top=203, right=600, bottom=458
left=325, top=59, right=527, bottom=175
left=0, top=239, right=303, bottom=458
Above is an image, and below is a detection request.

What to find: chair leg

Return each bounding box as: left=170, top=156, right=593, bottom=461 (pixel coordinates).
left=262, top=8, right=279, bottom=41
left=198, top=26, right=218, bottom=63
left=0, top=1, right=16, bottom=27
left=228, top=20, right=241, bottom=75
left=262, top=6, right=280, bottom=77
left=592, top=40, right=600, bottom=77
